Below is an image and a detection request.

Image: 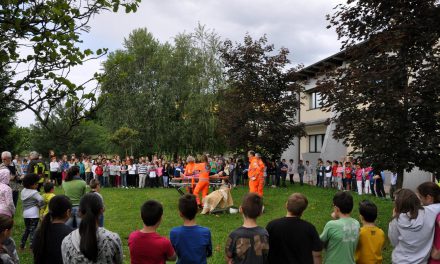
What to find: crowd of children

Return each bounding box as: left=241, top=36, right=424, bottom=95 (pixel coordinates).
left=2, top=150, right=440, bottom=264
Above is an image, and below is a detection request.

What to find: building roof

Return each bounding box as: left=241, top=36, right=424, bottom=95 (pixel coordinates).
left=294, top=50, right=346, bottom=79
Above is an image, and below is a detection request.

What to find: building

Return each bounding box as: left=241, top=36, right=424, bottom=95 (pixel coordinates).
left=281, top=51, right=432, bottom=189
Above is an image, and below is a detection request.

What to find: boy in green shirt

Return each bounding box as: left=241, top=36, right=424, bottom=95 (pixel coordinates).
left=320, top=191, right=360, bottom=264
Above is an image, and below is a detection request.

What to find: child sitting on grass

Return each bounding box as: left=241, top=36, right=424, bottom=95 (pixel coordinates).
left=320, top=191, right=360, bottom=264
left=226, top=193, right=269, bottom=264
left=355, top=200, right=385, bottom=264
left=170, top=194, right=212, bottom=264
left=20, top=173, right=44, bottom=250
left=129, top=200, right=176, bottom=264
left=41, top=182, right=55, bottom=218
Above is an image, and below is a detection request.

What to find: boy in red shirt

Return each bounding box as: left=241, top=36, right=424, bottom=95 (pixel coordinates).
left=128, top=200, right=176, bottom=264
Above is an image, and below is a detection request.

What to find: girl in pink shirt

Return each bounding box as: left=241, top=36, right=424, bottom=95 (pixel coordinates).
left=355, top=164, right=364, bottom=195
left=0, top=168, right=15, bottom=217
left=336, top=162, right=344, bottom=190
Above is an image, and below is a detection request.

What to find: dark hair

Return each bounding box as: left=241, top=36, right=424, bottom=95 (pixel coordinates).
left=79, top=194, right=103, bottom=262
left=287, top=193, right=308, bottom=216
left=417, top=182, right=440, bottom=204
left=22, top=173, right=40, bottom=188
left=178, top=194, right=198, bottom=220
left=0, top=215, right=13, bottom=233
left=33, top=195, right=72, bottom=264
left=359, top=200, right=378, bottom=223
left=394, top=189, right=423, bottom=219
left=248, top=151, right=255, bottom=156
left=65, top=165, right=80, bottom=182
left=333, top=191, right=354, bottom=214
left=89, top=179, right=100, bottom=189
left=43, top=182, right=54, bottom=193
left=241, top=193, right=263, bottom=219
left=141, top=200, right=163, bottom=226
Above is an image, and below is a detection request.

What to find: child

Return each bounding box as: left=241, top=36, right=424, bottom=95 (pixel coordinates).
left=129, top=200, right=176, bottom=264
left=355, top=164, right=364, bottom=195
left=0, top=168, right=15, bottom=217
left=355, top=200, right=385, bottom=264
left=0, top=215, right=19, bottom=263
left=389, top=187, right=440, bottom=264
left=170, top=194, right=212, bottom=264
left=417, top=182, right=440, bottom=264
left=336, top=162, right=344, bottom=191
left=33, top=195, right=73, bottom=264
left=320, top=191, right=360, bottom=264
left=94, top=162, right=104, bottom=187
left=226, top=193, right=269, bottom=263
left=41, top=182, right=55, bottom=217
left=266, top=193, right=322, bottom=263
left=325, top=160, right=332, bottom=188
left=20, top=173, right=44, bottom=250
left=89, top=179, right=105, bottom=227
left=344, top=162, right=353, bottom=191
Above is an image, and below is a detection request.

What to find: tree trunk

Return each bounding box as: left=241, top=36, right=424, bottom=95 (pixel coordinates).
left=397, top=169, right=404, bottom=190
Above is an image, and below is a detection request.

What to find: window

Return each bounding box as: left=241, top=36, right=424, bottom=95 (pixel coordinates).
left=309, top=134, right=325, bottom=153
left=310, top=92, right=323, bottom=109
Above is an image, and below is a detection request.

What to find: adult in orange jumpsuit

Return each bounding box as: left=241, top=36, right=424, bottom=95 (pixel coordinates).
left=183, top=156, right=196, bottom=192
left=255, top=153, right=266, bottom=197
left=248, top=151, right=260, bottom=194
left=193, top=157, right=210, bottom=205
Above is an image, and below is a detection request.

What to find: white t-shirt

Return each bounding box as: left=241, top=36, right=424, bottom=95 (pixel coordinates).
left=50, top=161, right=60, bottom=172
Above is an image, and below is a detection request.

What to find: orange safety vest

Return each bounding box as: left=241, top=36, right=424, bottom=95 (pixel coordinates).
left=248, top=157, right=260, bottom=178
left=195, top=163, right=209, bottom=182
left=184, top=162, right=196, bottom=176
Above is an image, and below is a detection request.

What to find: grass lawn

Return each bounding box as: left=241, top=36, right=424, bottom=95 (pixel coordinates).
left=12, top=184, right=394, bottom=263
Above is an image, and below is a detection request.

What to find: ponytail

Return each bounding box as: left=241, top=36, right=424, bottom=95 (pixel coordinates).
left=33, top=195, right=72, bottom=264
left=79, top=193, right=103, bottom=262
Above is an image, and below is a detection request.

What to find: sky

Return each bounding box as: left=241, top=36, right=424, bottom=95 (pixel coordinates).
left=16, top=0, right=345, bottom=127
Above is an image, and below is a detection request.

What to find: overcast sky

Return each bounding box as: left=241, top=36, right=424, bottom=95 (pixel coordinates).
left=17, top=0, right=345, bottom=127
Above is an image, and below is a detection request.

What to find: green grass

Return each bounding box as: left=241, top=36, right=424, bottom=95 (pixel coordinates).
left=12, top=184, right=393, bottom=263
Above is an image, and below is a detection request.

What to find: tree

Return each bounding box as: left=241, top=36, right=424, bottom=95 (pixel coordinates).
left=0, top=0, right=141, bottom=131
left=98, top=25, right=225, bottom=156
left=219, top=34, right=304, bottom=158
left=318, top=0, right=440, bottom=188
left=109, top=126, right=139, bottom=156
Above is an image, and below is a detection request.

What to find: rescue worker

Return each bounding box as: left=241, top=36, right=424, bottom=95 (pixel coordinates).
left=255, top=153, right=266, bottom=197
left=193, top=155, right=226, bottom=206
left=247, top=151, right=260, bottom=194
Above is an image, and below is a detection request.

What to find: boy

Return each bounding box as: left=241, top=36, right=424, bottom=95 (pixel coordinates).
left=20, top=173, right=44, bottom=250
left=129, top=200, right=176, bottom=264
left=89, top=179, right=105, bottom=227
left=320, top=191, right=360, bottom=264
left=40, top=182, right=55, bottom=217
left=226, top=193, right=269, bottom=264
left=266, top=193, right=322, bottom=264
left=170, top=194, right=212, bottom=264
left=355, top=200, right=385, bottom=264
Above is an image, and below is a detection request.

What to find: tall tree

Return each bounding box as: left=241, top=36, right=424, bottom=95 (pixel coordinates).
left=219, top=34, right=304, bottom=158
left=99, top=25, right=225, bottom=156
left=318, top=0, right=440, bottom=187
left=0, top=0, right=140, bottom=131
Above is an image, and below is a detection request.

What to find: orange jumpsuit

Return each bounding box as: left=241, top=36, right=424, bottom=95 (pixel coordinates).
left=193, top=162, right=209, bottom=205
left=257, top=159, right=265, bottom=197
left=184, top=162, right=196, bottom=192
left=248, top=157, right=260, bottom=194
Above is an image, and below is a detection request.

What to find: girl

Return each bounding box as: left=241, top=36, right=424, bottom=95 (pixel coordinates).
left=33, top=195, right=73, bottom=264
left=344, top=162, right=352, bottom=191
left=417, top=182, right=440, bottom=264
left=61, top=194, right=123, bottom=264
left=49, top=156, right=61, bottom=186
left=120, top=160, right=128, bottom=189
left=162, top=163, right=170, bottom=188
left=336, top=162, right=344, bottom=190
left=0, top=215, right=19, bottom=264
left=355, top=164, right=364, bottom=195
left=62, top=166, right=86, bottom=229
left=389, top=188, right=440, bottom=264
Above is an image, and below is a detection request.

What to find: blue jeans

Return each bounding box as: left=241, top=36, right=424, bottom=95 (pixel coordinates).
left=121, top=173, right=127, bottom=187
left=66, top=206, right=81, bottom=229
left=163, top=176, right=169, bottom=187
